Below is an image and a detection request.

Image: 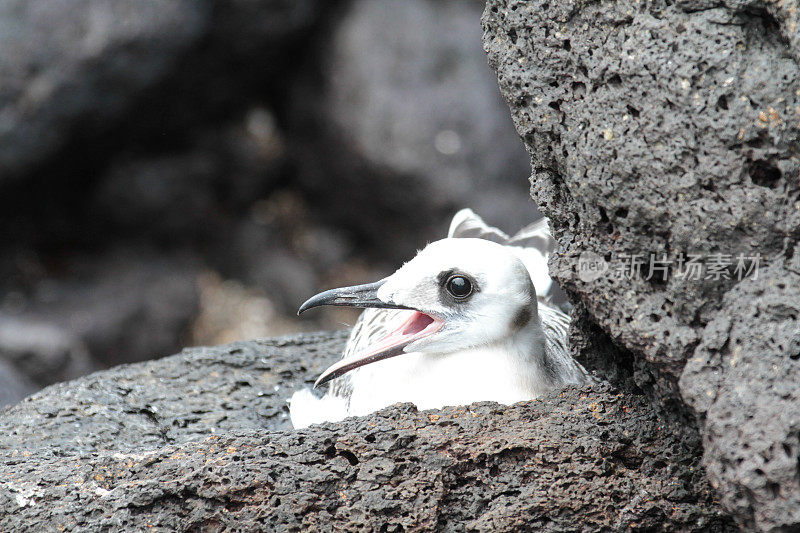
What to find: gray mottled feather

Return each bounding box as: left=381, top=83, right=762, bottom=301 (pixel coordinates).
left=538, top=303, right=593, bottom=385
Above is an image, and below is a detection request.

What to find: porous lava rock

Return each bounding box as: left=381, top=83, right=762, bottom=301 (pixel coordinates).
left=0, top=333, right=732, bottom=531
left=483, top=0, right=800, bottom=529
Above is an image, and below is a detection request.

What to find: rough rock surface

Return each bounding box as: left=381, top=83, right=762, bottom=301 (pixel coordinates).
left=482, top=0, right=800, bottom=530
left=0, top=333, right=732, bottom=531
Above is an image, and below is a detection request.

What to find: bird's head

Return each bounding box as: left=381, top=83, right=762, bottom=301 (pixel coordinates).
left=298, top=238, right=538, bottom=387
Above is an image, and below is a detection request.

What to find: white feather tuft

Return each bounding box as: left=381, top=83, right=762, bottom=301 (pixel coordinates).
left=289, top=388, right=349, bottom=429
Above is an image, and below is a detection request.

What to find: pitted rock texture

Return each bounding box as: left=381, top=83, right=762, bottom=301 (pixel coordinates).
left=0, top=332, right=348, bottom=451
left=0, top=334, right=730, bottom=532
left=483, top=0, right=800, bottom=530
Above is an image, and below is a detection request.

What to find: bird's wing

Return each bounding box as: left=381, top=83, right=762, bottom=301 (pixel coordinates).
left=448, top=208, right=509, bottom=243
left=506, top=218, right=572, bottom=308
left=538, top=303, right=570, bottom=360
left=449, top=208, right=559, bottom=304
left=538, top=303, right=593, bottom=385
left=507, top=216, right=554, bottom=251
left=326, top=307, right=413, bottom=402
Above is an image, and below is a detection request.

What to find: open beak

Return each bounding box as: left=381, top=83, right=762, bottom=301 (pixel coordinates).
left=297, top=280, right=444, bottom=388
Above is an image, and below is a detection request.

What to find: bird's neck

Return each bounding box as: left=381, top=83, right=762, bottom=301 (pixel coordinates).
left=499, top=307, right=563, bottom=393
left=505, top=310, right=547, bottom=361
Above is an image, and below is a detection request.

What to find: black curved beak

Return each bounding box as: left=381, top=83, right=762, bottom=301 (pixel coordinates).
left=297, top=279, right=412, bottom=315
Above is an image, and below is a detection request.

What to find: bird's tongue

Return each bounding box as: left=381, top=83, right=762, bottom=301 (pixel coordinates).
left=357, top=311, right=436, bottom=358
left=313, top=311, right=441, bottom=388
left=399, top=311, right=434, bottom=336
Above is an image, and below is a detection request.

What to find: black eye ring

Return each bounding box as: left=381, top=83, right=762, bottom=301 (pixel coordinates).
left=446, top=275, right=473, bottom=299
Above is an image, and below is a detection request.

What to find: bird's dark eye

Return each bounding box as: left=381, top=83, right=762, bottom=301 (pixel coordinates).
left=446, top=275, right=473, bottom=299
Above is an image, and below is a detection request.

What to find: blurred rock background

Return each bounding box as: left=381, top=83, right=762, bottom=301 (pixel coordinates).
left=0, top=0, right=536, bottom=406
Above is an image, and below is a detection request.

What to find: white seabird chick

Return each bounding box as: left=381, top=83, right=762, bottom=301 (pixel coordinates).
left=289, top=210, right=590, bottom=429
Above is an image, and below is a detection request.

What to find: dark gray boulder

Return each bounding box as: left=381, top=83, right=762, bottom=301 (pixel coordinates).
left=0, top=0, right=210, bottom=181
left=0, top=359, right=37, bottom=408
left=0, top=249, right=201, bottom=409
left=0, top=332, right=732, bottom=531
left=0, top=315, right=94, bottom=388
left=482, top=0, right=800, bottom=530
left=3, top=250, right=200, bottom=369
left=291, top=0, right=536, bottom=261
left=0, top=332, right=347, bottom=453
